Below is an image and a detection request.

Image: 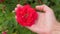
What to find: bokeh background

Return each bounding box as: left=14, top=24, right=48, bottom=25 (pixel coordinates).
left=0, top=0, right=60, bottom=34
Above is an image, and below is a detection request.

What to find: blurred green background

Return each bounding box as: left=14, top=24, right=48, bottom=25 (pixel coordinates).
left=0, top=0, right=60, bottom=34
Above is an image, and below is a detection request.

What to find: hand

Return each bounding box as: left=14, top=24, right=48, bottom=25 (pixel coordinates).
left=15, top=4, right=60, bottom=34
left=26, top=4, right=57, bottom=34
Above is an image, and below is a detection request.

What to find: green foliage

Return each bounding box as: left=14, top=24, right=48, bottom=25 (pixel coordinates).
left=0, top=0, right=60, bottom=34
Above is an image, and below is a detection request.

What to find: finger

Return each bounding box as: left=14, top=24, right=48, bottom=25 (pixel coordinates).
left=17, top=4, right=23, bottom=8
left=15, top=4, right=23, bottom=10
left=15, top=16, right=17, bottom=19
left=15, top=8, right=17, bottom=11
left=14, top=4, right=23, bottom=12
left=36, top=5, right=55, bottom=20
left=36, top=4, right=53, bottom=13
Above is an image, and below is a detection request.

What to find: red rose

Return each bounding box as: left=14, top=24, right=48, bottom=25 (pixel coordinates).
left=16, top=4, right=38, bottom=26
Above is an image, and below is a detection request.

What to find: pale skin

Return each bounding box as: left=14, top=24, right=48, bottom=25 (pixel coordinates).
left=15, top=4, right=60, bottom=34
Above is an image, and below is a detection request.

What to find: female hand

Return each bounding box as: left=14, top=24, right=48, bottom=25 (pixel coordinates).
left=15, top=4, right=60, bottom=34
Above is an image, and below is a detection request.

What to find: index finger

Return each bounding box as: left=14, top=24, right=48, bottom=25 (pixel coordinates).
left=35, top=4, right=53, bottom=13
